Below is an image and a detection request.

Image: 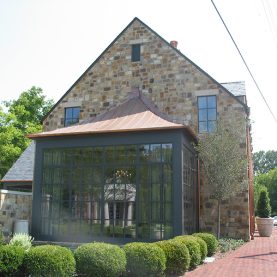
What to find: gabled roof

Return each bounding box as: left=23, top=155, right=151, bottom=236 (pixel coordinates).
left=43, top=17, right=248, bottom=122
left=1, top=142, right=35, bottom=182
left=221, top=81, right=246, bottom=96
left=29, top=91, right=196, bottom=139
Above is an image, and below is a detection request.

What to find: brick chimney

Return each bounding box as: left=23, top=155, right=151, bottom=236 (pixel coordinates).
left=170, top=40, right=178, bottom=48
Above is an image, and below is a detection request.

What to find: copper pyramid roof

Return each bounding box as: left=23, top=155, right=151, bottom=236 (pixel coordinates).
left=28, top=92, right=195, bottom=139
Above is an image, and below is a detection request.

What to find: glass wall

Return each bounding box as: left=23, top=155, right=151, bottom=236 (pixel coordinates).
left=183, top=145, right=198, bottom=234
left=41, top=143, right=173, bottom=241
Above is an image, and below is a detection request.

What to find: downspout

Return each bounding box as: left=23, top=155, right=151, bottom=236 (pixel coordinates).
left=197, top=158, right=201, bottom=232
left=246, top=123, right=255, bottom=240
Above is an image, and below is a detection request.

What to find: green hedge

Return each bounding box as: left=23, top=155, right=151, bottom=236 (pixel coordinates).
left=0, top=245, right=25, bottom=276
left=174, top=236, right=201, bottom=269
left=193, top=236, right=208, bottom=261
left=193, top=232, right=218, bottom=257
left=124, top=242, right=166, bottom=277
left=155, top=239, right=190, bottom=275
left=24, top=245, right=75, bottom=277
left=74, top=242, right=126, bottom=277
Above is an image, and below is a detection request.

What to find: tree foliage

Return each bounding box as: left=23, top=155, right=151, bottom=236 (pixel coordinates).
left=255, top=168, right=277, bottom=215
left=253, top=181, right=266, bottom=215
left=0, top=87, right=53, bottom=179
left=253, top=150, right=277, bottom=175
left=195, top=120, right=247, bottom=238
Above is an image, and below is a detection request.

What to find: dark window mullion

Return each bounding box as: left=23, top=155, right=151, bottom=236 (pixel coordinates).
left=160, top=161, right=164, bottom=239
left=135, top=145, right=139, bottom=239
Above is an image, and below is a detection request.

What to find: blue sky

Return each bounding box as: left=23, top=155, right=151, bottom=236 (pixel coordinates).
left=0, top=0, right=276, bottom=152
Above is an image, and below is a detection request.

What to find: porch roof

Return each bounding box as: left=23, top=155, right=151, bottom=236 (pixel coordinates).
left=28, top=92, right=196, bottom=140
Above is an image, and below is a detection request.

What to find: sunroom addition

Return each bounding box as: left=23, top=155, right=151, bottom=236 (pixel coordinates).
left=29, top=92, right=198, bottom=243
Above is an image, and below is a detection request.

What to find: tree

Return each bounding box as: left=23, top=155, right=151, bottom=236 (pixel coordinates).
left=195, top=121, right=247, bottom=239
left=253, top=150, right=277, bottom=175
left=256, top=188, right=271, bottom=218
left=253, top=181, right=266, bottom=215
left=255, top=168, right=277, bottom=215
left=0, top=87, right=54, bottom=179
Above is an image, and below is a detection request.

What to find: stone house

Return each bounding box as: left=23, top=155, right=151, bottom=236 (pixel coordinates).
left=2, top=17, right=254, bottom=242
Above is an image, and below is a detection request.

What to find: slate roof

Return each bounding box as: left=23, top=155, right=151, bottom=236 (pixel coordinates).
left=1, top=142, right=35, bottom=182
left=29, top=91, right=196, bottom=139
left=221, top=81, right=246, bottom=96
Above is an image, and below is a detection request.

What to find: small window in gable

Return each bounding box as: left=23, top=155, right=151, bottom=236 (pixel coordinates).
left=131, top=44, right=141, bottom=62
left=198, top=96, right=217, bottom=133
left=64, top=107, right=80, bottom=127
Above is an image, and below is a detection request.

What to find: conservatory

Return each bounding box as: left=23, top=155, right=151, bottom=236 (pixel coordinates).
left=29, top=94, right=198, bottom=243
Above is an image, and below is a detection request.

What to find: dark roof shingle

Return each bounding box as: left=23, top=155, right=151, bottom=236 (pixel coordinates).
left=1, top=142, right=35, bottom=182
left=221, top=81, right=246, bottom=96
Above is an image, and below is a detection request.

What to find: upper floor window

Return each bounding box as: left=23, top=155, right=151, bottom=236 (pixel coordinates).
left=64, top=107, right=80, bottom=127
left=131, top=44, right=141, bottom=62
left=198, top=96, right=217, bottom=133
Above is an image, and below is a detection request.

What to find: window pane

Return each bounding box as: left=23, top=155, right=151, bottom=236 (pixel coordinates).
left=208, top=121, right=217, bottom=133
left=208, top=108, right=216, bottom=120
left=65, top=108, right=72, bottom=118
left=132, top=44, right=140, bottom=62
left=92, top=220, right=101, bottom=236
left=164, top=223, right=173, bottom=238
left=139, top=144, right=150, bottom=163
left=164, top=164, right=172, bottom=202
left=198, top=109, right=207, bottom=121
left=72, top=107, right=80, bottom=118
left=138, top=223, right=150, bottom=239
left=125, top=222, right=136, bottom=238
left=126, top=145, right=136, bottom=164
left=150, top=144, right=161, bottom=162
left=162, top=144, right=172, bottom=162
left=151, top=202, right=161, bottom=221
left=199, top=121, right=208, bottom=133
left=114, top=145, right=125, bottom=164
left=198, top=97, right=207, bottom=109
left=105, top=146, right=114, bottom=164
left=93, top=147, right=103, bottom=164
left=151, top=223, right=162, bottom=240
left=207, top=96, right=216, bottom=108
left=139, top=165, right=150, bottom=202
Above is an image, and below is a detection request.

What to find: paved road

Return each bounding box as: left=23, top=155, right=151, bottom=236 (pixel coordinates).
left=184, top=228, right=277, bottom=277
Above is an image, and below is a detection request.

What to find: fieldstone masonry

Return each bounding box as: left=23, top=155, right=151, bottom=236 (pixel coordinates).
left=42, top=18, right=251, bottom=240
left=0, top=190, right=32, bottom=236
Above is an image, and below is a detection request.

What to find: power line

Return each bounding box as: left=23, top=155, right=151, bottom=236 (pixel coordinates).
left=211, top=0, right=277, bottom=123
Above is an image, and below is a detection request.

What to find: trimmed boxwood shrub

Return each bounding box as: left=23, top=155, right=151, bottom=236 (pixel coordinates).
left=74, top=242, right=126, bottom=277
left=193, top=236, right=208, bottom=261
left=124, top=242, right=166, bottom=277
left=174, top=235, right=201, bottom=269
left=193, top=232, right=218, bottom=257
left=25, top=245, right=75, bottom=277
left=0, top=245, right=25, bottom=276
left=155, top=239, right=190, bottom=275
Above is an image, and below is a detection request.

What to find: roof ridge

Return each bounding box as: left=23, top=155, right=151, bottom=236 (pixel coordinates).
left=74, top=89, right=174, bottom=126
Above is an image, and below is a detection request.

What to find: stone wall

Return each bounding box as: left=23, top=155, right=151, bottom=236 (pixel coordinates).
left=0, top=190, right=32, bottom=236
left=43, top=19, right=247, bottom=134
left=42, top=18, right=250, bottom=240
